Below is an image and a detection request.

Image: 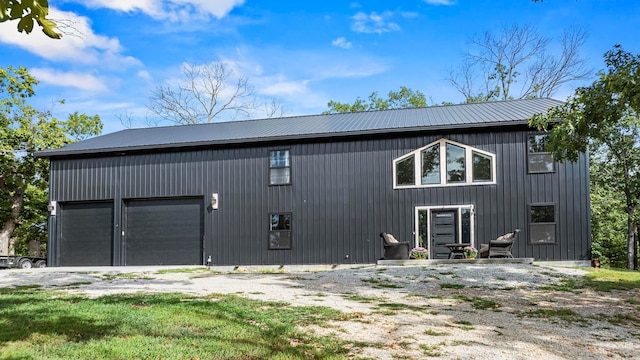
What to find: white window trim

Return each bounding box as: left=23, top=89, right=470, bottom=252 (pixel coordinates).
left=393, top=138, right=496, bottom=189
left=414, top=205, right=476, bottom=258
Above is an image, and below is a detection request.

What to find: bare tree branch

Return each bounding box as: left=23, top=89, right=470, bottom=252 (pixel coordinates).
left=148, top=61, right=260, bottom=125
left=264, top=98, right=286, bottom=118
left=448, top=24, right=591, bottom=102
left=116, top=111, right=136, bottom=129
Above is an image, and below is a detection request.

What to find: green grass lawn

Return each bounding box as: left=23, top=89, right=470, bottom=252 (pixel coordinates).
left=0, top=286, right=356, bottom=359
left=583, top=267, right=640, bottom=291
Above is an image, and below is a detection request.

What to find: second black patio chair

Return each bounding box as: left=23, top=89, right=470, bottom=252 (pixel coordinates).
left=479, top=229, right=521, bottom=258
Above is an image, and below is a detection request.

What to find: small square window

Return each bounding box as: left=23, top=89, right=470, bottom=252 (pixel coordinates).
left=269, top=150, right=291, bottom=185
left=529, top=204, right=556, bottom=244
left=269, top=213, right=291, bottom=249
left=528, top=135, right=555, bottom=173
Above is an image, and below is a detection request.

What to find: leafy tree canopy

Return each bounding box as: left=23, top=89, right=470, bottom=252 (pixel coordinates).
left=1, top=66, right=102, bottom=255
left=0, top=0, right=61, bottom=39
left=324, top=86, right=427, bottom=114
left=530, top=45, right=640, bottom=163
left=530, top=45, right=640, bottom=269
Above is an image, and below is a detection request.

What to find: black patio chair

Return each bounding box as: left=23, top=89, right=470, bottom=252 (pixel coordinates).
left=479, top=229, right=521, bottom=258
left=380, top=232, right=410, bottom=260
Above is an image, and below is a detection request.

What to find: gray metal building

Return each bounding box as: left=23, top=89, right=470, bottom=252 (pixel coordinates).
left=38, top=98, right=591, bottom=266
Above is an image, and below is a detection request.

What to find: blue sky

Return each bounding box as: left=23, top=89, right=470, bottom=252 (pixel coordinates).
left=1, top=0, right=639, bottom=134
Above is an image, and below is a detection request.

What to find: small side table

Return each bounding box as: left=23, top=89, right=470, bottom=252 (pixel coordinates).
left=444, top=243, right=471, bottom=259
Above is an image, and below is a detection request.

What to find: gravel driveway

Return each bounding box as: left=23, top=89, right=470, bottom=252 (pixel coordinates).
left=1, top=263, right=639, bottom=359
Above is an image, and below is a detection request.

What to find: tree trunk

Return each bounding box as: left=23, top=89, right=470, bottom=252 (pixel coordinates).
left=0, top=189, right=24, bottom=256
left=627, top=205, right=637, bottom=270
left=634, top=224, right=638, bottom=271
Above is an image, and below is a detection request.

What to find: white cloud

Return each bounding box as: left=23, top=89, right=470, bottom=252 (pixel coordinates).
left=332, top=37, right=352, bottom=49
left=351, top=11, right=400, bottom=34
left=31, top=68, right=108, bottom=92
left=259, top=76, right=310, bottom=97
left=0, top=8, right=140, bottom=68
left=423, top=0, right=456, bottom=5
left=214, top=48, right=390, bottom=114
left=69, top=0, right=245, bottom=21
left=137, top=70, right=153, bottom=81
left=148, top=46, right=391, bottom=119
left=171, top=0, right=245, bottom=19
left=69, top=0, right=164, bottom=17
left=314, top=61, right=388, bottom=80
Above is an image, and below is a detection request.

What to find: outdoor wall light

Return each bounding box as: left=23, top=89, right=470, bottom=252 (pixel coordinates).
left=47, top=201, right=57, bottom=216
left=211, top=193, right=219, bottom=210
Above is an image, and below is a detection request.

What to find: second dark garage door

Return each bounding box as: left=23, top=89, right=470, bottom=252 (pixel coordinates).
left=124, top=198, right=204, bottom=266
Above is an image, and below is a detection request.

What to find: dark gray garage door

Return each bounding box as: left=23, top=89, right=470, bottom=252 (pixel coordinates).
left=124, top=198, right=203, bottom=266
left=60, top=202, right=114, bottom=266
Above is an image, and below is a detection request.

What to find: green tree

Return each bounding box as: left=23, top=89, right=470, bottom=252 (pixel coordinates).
left=0, top=0, right=61, bottom=39
left=324, top=86, right=427, bottom=114
left=0, top=66, right=102, bottom=256
left=530, top=45, right=640, bottom=270
left=590, top=157, right=629, bottom=268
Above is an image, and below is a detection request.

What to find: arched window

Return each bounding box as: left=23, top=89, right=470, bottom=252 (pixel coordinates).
left=393, top=139, right=496, bottom=188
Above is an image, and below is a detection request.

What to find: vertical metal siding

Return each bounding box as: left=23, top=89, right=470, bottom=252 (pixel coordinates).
left=48, top=127, right=591, bottom=266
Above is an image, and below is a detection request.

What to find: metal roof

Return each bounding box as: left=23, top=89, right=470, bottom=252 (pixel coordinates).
left=38, top=98, right=563, bottom=157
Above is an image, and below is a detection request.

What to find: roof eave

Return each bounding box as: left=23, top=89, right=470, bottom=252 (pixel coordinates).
left=36, top=119, right=531, bottom=158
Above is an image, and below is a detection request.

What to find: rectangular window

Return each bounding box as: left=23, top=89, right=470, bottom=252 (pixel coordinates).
left=396, top=156, right=415, bottom=186
left=269, top=213, right=291, bottom=249
left=528, top=135, right=555, bottom=173
left=421, top=145, right=440, bottom=184
left=461, top=208, right=472, bottom=244
left=446, top=143, right=465, bottom=183
left=529, top=204, right=556, bottom=244
left=269, top=150, right=291, bottom=185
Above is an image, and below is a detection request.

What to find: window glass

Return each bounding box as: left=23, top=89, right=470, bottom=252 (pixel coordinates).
left=461, top=208, right=471, bottom=244
left=269, top=213, right=291, bottom=249
left=531, top=205, right=554, bottom=223
left=530, top=204, right=556, bottom=244
left=418, top=210, right=428, bottom=248
left=270, top=150, right=290, bottom=167
left=472, top=151, right=492, bottom=182
left=528, top=154, right=555, bottom=173
left=269, top=150, right=291, bottom=185
left=270, top=168, right=290, bottom=185
left=528, top=135, right=549, bottom=153
left=421, top=145, right=440, bottom=184
left=528, top=135, right=554, bottom=173
left=446, top=143, right=465, bottom=183
left=530, top=224, right=555, bottom=244
left=396, top=156, right=415, bottom=186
